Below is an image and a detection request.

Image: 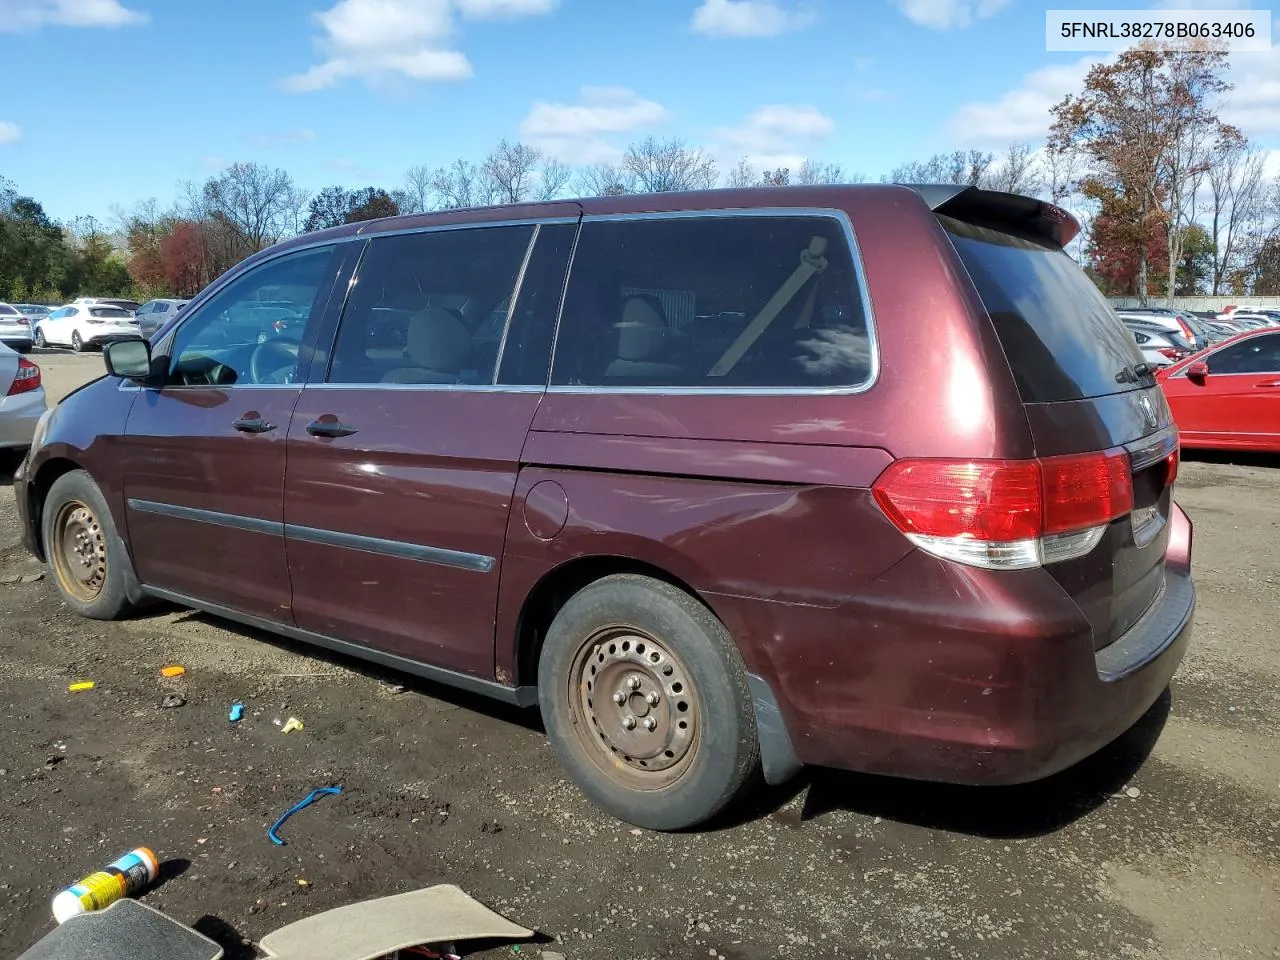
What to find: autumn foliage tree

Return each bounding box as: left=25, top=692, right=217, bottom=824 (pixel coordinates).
left=1051, top=45, right=1237, bottom=302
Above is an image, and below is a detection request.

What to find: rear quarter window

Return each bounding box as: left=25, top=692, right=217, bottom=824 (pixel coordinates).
left=551, top=215, right=872, bottom=390
left=942, top=215, right=1145, bottom=402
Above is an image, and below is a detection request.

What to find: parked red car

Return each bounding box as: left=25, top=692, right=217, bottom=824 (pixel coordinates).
left=14, top=184, right=1194, bottom=830
left=1156, top=328, right=1280, bottom=453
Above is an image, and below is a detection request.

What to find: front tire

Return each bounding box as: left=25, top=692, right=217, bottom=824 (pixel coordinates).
left=70, top=330, right=84, bottom=352
left=42, top=470, right=136, bottom=620
left=538, top=574, right=760, bottom=831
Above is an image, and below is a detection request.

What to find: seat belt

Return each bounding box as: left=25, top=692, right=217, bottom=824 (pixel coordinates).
left=708, top=236, right=828, bottom=377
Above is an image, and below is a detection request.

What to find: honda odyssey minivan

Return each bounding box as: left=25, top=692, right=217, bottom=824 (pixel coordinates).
left=14, top=184, right=1195, bottom=830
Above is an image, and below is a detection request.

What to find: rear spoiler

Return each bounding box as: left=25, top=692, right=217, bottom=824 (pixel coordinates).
left=902, top=184, right=1080, bottom=248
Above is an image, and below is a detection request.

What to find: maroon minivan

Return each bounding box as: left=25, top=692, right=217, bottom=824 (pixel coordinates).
left=15, top=185, right=1194, bottom=830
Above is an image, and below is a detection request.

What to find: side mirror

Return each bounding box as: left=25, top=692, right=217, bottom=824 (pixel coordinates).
left=1186, top=360, right=1209, bottom=382
left=103, top=339, right=153, bottom=381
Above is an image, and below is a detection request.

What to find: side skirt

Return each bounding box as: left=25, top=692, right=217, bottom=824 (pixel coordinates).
left=141, top=585, right=540, bottom=708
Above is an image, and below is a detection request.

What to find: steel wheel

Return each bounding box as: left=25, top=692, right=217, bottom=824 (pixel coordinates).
left=50, top=500, right=108, bottom=603
left=568, top=626, right=701, bottom=790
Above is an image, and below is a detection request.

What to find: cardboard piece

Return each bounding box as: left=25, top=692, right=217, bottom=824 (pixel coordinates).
left=259, top=884, right=534, bottom=960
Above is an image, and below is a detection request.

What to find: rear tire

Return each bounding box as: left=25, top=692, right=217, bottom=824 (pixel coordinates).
left=42, top=470, right=136, bottom=620
left=538, top=574, right=760, bottom=831
left=34, top=328, right=46, bottom=349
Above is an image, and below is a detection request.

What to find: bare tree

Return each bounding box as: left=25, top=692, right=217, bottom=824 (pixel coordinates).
left=886, top=150, right=993, bottom=186
left=726, top=158, right=756, bottom=188
left=1043, top=142, right=1079, bottom=206
left=985, top=143, right=1043, bottom=195
left=795, top=160, right=853, bottom=185
left=429, top=159, right=497, bottom=210
left=574, top=163, right=634, bottom=197
left=401, top=164, right=434, bottom=213
left=538, top=158, right=572, bottom=201
left=1208, top=135, right=1266, bottom=295
left=484, top=139, right=543, bottom=205
left=202, top=161, right=299, bottom=252
left=622, top=137, right=718, bottom=193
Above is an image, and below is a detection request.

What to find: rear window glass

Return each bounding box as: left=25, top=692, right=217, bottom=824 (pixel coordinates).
left=551, top=216, right=872, bottom=389
left=942, top=215, right=1145, bottom=402
left=89, top=307, right=131, bottom=318
left=0, top=305, right=17, bottom=315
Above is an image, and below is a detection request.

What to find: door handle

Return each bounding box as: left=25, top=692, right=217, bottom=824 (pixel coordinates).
left=306, top=419, right=359, bottom=438
left=233, top=416, right=276, bottom=434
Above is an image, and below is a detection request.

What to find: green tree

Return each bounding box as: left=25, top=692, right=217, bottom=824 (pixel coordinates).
left=1175, top=223, right=1213, bottom=295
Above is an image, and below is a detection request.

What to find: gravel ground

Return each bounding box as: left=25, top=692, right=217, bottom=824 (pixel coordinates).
left=2, top=350, right=1278, bottom=959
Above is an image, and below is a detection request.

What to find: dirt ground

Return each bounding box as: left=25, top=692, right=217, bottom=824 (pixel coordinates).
left=2, top=350, right=1278, bottom=960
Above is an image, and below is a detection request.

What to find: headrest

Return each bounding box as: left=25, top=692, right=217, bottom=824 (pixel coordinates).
left=405, top=306, right=471, bottom=371
left=615, top=296, right=668, bottom=362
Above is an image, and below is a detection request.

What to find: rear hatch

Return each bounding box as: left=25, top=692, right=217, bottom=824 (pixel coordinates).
left=935, top=192, right=1177, bottom=652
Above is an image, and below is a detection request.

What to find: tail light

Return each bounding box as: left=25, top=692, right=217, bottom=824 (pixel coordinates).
left=85, top=316, right=103, bottom=325
left=16, top=318, right=29, bottom=326
left=6, top=357, right=41, bottom=396
left=872, top=449, right=1134, bottom=571
left=1156, top=347, right=1185, bottom=361
left=1175, top=318, right=1196, bottom=342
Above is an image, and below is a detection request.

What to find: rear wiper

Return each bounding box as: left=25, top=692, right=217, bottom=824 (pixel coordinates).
left=1115, top=362, right=1157, bottom=384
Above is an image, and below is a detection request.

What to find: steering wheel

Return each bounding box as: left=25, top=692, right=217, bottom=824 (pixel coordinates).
left=249, top=338, right=300, bottom=384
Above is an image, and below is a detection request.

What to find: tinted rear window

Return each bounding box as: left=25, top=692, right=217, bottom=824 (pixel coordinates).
left=0, top=305, right=17, bottom=315
left=552, top=216, right=871, bottom=389
left=942, top=215, right=1145, bottom=402
left=89, top=307, right=132, bottom=318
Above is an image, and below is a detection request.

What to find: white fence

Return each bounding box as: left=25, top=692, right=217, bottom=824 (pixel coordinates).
left=1107, top=296, right=1279, bottom=312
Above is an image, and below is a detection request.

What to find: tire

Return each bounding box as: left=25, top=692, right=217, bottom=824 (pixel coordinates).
left=71, top=330, right=84, bottom=352
left=538, top=574, right=760, bottom=831
left=42, top=470, right=136, bottom=620
left=34, top=328, right=46, bottom=349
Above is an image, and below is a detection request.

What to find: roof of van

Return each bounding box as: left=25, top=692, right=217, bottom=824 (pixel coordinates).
left=270, top=182, right=1079, bottom=257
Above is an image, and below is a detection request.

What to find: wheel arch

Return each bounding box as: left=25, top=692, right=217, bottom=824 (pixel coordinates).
left=25, top=456, right=84, bottom=561
left=512, top=555, right=710, bottom=689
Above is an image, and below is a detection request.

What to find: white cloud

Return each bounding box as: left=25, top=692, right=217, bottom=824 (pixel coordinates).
left=712, top=104, right=836, bottom=171
left=520, top=86, right=670, bottom=163
left=1221, top=15, right=1280, bottom=136
left=947, top=55, right=1102, bottom=147
left=690, top=0, right=815, bottom=38
left=242, top=129, right=317, bottom=148
left=284, top=0, right=554, bottom=93
left=0, top=121, right=20, bottom=143
left=891, top=0, right=1011, bottom=31
left=0, top=0, right=146, bottom=31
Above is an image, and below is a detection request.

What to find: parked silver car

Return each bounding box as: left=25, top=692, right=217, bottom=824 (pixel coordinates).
left=135, top=298, right=189, bottom=338
left=0, top=342, right=46, bottom=456
left=0, top=303, right=34, bottom=353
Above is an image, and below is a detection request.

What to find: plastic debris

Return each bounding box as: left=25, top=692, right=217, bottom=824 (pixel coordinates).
left=229, top=703, right=245, bottom=723
left=281, top=717, right=303, bottom=735
left=1125, top=786, right=1141, bottom=799
left=67, top=682, right=95, bottom=693
left=160, top=665, right=187, bottom=678
left=159, top=694, right=186, bottom=709
left=268, top=785, right=342, bottom=846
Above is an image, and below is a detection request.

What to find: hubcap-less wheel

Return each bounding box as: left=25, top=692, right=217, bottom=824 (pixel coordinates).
left=569, top=628, right=699, bottom=790
left=50, top=501, right=108, bottom=602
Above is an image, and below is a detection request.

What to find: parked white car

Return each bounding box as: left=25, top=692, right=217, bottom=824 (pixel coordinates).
left=35, top=304, right=141, bottom=352
left=0, top=341, right=46, bottom=456
left=0, top=302, right=34, bottom=353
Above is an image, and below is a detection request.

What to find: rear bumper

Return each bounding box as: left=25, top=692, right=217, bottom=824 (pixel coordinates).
left=0, top=388, right=46, bottom=449
left=719, top=503, right=1196, bottom=787
left=86, top=330, right=142, bottom=344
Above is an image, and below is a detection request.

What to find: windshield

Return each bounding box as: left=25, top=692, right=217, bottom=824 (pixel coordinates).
left=942, top=215, right=1147, bottom=402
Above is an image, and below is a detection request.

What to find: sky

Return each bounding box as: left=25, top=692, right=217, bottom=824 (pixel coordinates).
left=0, top=0, right=1277, bottom=224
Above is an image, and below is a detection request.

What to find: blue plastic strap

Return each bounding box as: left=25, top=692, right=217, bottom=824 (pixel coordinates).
left=268, top=785, right=342, bottom=846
